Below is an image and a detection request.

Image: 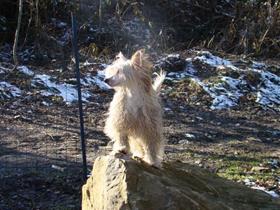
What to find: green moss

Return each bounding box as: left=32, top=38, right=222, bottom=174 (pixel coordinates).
left=203, top=76, right=223, bottom=85
left=216, top=158, right=279, bottom=183
left=175, top=146, right=279, bottom=186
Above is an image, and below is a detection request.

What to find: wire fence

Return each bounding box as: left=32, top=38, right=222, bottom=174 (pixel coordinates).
left=0, top=8, right=115, bottom=208
left=0, top=17, right=108, bottom=180
left=0, top=49, right=112, bottom=207
left=0, top=77, right=84, bottom=174
left=3, top=73, right=111, bottom=176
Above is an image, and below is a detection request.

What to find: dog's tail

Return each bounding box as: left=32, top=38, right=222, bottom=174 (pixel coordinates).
left=153, top=70, right=166, bottom=93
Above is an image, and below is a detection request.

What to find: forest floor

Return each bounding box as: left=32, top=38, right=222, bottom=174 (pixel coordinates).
left=0, top=49, right=280, bottom=209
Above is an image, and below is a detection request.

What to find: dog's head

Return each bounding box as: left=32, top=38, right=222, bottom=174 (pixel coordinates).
left=104, top=50, right=152, bottom=91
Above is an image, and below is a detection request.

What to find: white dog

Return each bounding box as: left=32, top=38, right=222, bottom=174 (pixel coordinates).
left=103, top=49, right=166, bottom=167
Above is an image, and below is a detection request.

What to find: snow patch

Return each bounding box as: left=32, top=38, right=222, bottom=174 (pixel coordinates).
left=99, top=63, right=108, bottom=69
left=251, top=186, right=279, bottom=198
left=32, top=74, right=91, bottom=104
left=192, top=76, right=245, bottom=109
left=0, top=66, right=9, bottom=74
left=185, top=133, right=195, bottom=138
left=194, top=51, right=239, bottom=71
left=185, top=59, right=197, bottom=75
left=57, top=21, right=67, bottom=28
left=164, top=107, right=172, bottom=111
left=255, top=70, right=280, bottom=108
left=252, top=61, right=266, bottom=69
left=81, top=72, right=111, bottom=90
left=244, top=178, right=279, bottom=198
left=2, top=60, right=109, bottom=103
left=167, top=72, right=190, bottom=79
left=31, top=70, right=110, bottom=104
left=80, top=60, right=97, bottom=68
left=42, top=101, right=51, bottom=106
left=163, top=51, right=280, bottom=110
left=0, top=81, right=22, bottom=99
left=18, top=66, right=34, bottom=76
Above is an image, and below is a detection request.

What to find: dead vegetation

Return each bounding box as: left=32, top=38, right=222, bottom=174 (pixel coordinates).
left=219, top=1, right=280, bottom=57
left=1, top=0, right=280, bottom=62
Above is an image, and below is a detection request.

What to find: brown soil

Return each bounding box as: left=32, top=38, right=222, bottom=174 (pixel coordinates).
left=0, top=61, right=279, bottom=209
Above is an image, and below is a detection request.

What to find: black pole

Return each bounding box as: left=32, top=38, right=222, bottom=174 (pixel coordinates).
left=71, top=12, right=87, bottom=181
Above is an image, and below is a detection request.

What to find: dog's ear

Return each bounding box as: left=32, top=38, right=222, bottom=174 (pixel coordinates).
left=131, top=49, right=145, bottom=67
left=131, top=49, right=153, bottom=92
left=116, top=52, right=126, bottom=60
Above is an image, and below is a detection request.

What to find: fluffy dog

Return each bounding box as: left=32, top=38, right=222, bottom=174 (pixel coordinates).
left=103, top=49, right=166, bottom=167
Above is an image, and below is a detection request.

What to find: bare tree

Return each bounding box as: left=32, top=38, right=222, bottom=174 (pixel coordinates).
left=99, top=0, right=102, bottom=28
left=12, top=0, right=23, bottom=67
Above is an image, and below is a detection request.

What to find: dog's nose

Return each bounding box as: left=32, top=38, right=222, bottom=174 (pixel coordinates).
left=104, top=78, right=109, bottom=84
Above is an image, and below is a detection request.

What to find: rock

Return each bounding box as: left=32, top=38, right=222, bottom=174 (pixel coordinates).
left=82, top=155, right=280, bottom=210
left=155, top=54, right=186, bottom=72
left=178, top=139, right=190, bottom=145
left=251, top=166, right=270, bottom=173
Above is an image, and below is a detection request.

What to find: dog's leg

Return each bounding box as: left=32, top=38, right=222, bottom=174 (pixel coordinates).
left=129, top=137, right=144, bottom=160
left=111, top=134, right=130, bottom=155
left=142, top=141, right=162, bottom=168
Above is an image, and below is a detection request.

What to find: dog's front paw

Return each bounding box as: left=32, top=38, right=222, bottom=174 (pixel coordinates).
left=110, top=145, right=128, bottom=157
left=111, top=149, right=127, bottom=155
left=143, top=156, right=162, bottom=169
left=152, top=161, right=162, bottom=169
left=132, top=155, right=143, bottom=163
left=113, top=144, right=127, bottom=152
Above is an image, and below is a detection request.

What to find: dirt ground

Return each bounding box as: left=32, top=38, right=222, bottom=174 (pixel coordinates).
left=1, top=55, right=280, bottom=209
left=1, top=88, right=279, bottom=209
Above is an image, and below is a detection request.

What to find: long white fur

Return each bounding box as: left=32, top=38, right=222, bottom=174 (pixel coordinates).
left=153, top=71, right=167, bottom=94
left=103, top=50, right=166, bottom=167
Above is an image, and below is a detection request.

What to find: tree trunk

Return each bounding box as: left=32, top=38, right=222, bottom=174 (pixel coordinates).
left=12, top=0, right=23, bottom=67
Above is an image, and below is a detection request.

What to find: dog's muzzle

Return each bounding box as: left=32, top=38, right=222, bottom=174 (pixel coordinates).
left=104, top=78, right=110, bottom=84
left=104, top=78, right=114, bottom=87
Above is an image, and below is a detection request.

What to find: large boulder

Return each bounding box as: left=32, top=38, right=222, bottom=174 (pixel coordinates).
left=82, top=155, right=280, bottom=210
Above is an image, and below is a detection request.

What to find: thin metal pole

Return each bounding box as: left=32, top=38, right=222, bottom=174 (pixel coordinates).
left=71, top=12, right=87, bottom=181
